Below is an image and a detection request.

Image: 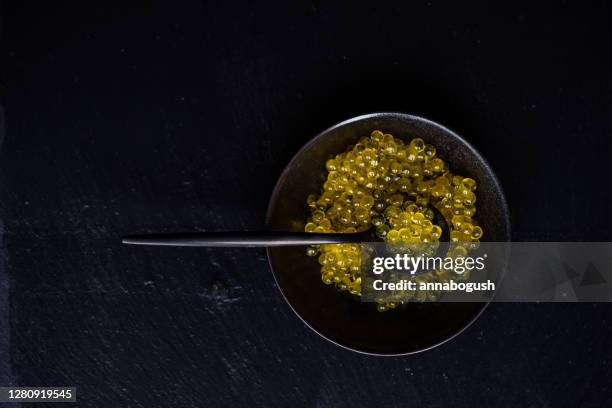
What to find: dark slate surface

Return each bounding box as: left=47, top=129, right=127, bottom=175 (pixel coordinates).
left=1, top=1, right=611, bottom=407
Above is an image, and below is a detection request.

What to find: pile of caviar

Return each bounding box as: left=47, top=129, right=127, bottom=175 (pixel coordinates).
left=304, top=130, right=483, bottom=311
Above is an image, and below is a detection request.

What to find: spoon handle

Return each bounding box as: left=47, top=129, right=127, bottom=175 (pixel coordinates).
left=122, top=231, right=364, bottom=247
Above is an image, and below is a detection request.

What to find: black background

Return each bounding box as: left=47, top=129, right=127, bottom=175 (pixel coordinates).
left=1, top=1, right=612, bottom=407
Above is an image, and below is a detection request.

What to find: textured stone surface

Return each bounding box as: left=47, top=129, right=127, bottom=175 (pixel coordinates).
left=1, top=1, right=612, bottom=407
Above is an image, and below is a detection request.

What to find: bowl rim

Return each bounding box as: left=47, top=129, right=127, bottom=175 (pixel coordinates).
left=265, top=112, right=511, bottom=356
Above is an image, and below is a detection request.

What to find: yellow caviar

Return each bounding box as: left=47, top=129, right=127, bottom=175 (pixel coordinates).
left=304, top=130, right=482, bottom=310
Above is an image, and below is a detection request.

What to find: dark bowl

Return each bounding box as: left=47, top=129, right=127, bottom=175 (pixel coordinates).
left=266, top=113, right=511, bottom=355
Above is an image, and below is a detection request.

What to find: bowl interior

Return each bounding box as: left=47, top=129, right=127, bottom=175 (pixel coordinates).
left=266, top=113, right=510, bottom=355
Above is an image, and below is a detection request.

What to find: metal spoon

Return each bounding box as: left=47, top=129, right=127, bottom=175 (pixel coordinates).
left=122, top=205, right=449, bottom=247
left=122, top=230, right=376, bottom=247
